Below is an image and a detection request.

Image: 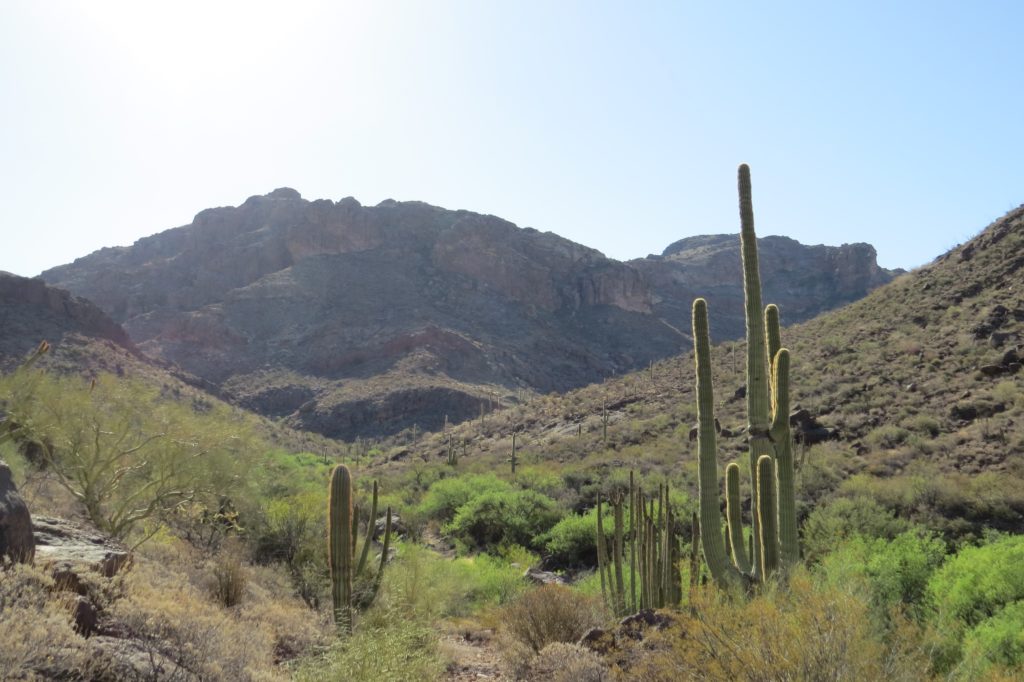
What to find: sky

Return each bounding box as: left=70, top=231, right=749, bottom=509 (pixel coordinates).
left=1, top=1, right=1022, bottom=277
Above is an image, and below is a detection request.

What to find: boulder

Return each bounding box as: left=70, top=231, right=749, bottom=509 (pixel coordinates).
left=33, top=516, right=130, bottom=581
left=524, top=566, right=568, bottom=586
left=0, top=459, right=34, bottom=564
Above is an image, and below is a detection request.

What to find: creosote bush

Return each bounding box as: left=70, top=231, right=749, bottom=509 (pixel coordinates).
left=500, top=584, right=607, bottom=655
left=444, top=488, right=561, bottom=552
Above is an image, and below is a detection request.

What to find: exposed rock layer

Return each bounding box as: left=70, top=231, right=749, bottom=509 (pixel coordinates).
left=40, top=191, right=895, bottom=439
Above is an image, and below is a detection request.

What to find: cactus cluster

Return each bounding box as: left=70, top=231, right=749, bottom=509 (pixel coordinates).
left=596, top=471, right=683, bottom=615
left=327, top=464, right=392, bottom=633
left=694, top=164, right=799, bottom=591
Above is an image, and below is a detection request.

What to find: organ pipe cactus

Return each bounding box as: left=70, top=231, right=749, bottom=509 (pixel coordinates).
left=327, top=464, right=392, bottom=633
left=596, top=475, right=682, bottom=615
left=694, top=164, right=800, bottom=590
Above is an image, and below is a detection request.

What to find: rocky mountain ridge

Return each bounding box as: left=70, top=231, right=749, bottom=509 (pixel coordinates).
left=40, top=189, right=897, bottom=439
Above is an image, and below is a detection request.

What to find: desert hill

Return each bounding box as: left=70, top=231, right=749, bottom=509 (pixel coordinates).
left=40, top=190, right=894, bottom=441
left=390, top=204, right=1023, bottom=534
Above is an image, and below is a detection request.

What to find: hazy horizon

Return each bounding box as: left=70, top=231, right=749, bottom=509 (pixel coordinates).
left=3, top=1, right=1022, bottom=277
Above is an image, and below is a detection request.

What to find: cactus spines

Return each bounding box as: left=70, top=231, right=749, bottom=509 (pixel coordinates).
left=756, top=455, right=779, bottom=578
left=328, top=464, right=354, bottom=632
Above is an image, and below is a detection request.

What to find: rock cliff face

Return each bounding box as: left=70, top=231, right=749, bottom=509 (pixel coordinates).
left=631, top=234, right=898, bottom=342
left=40, top=191, right=895, bottom=439
left=0, top=272, right=136, bottom=367
left=43, top=191, right=682, bottom=439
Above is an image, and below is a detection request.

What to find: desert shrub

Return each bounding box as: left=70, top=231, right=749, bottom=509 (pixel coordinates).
left=292, top=608, right=443, bottom=682
left=379, top=542, right=531, bottom=620
left=207, top=542, right=249, bottom=607
left=802, top=495, right=910, bottom=563
left=444, top=489, right=562, bottom=552
left=903, top=414, right=942, bottom=437
left=541, top=507, right=601, bottom=568
left=624, top=571, right=927, bottom=681
left=819, top=529, right=946, bottom=623
left=926, top=534, right=1024, bottom=673
left=500, top=584, right=607, bottom=655
left=520, top=642, right=609, bottom=682
left=0, top=563, right=101, bottom=681
left=866, top=424, right=911, bottom=450
left=111, top=560, right=284, bottom=680
left=416, top=473, right=514, bottom=524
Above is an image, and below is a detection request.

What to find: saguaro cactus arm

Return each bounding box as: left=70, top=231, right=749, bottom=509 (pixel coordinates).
left=770, top=348, right=799, bottom=565
left=694, top=298, right=744, bottom=591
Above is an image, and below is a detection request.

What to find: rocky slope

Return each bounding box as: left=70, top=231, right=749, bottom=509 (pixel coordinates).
left=634, top=234, right=898, bottom=342
left=391, top=203, right=1023, bottom=534
left=41, top=190, right=895, bottom=439
left=0, top=272, right=136, bottom=369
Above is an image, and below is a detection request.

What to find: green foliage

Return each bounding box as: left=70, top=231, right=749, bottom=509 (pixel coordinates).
left=961, top=600, right=1024, bottom=677
left=415, top=473, right=513, bottom=524
left=293, top=607, right=444, bottom=682
left=802, top=496, right=911, bottom=563
left=443, top=488, right=561, bottom=552
left=927, top=535, right=1024, bottom=673
left=866, top=424, right=911, bottom=450
left=0, top=371, right=249, bottom=541
left=541, top=508, right=601, bottom=568
left=380, top=542, right=531, bottom=619
left=819, top=529, right=946, bottom=624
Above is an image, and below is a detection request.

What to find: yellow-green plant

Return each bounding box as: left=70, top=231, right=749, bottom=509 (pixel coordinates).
left=694, top=164, right=799, bottom=590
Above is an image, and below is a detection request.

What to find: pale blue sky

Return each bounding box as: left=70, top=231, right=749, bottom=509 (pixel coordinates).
left=1, top=1, right=1021, bottom=277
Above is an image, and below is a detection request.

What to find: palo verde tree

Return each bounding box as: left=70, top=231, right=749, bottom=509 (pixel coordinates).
left=0, top=369, right=249, bottom=542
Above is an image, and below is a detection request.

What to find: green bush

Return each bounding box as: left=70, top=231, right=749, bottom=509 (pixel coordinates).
left=444, top=489, right=562, bottom=552
left=540, top=508, right=601, bottom=569
left=416, top=473, right=513, bottom=524
left=961, top=600, right=1024, bottom=677
left=802, top=496, right=910, bottom=563
left=926, top=535, right=1024, bottom=673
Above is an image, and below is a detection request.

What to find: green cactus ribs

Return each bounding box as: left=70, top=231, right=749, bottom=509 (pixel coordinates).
left=596, top=471, right=683, bottom=615
left=693, top=164, right=801, bottom=592
left=327, top=464, right=392, bottom=633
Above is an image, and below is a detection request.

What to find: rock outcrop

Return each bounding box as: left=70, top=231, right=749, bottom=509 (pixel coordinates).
left=0, top=459, right=34, bottom=563
left=0, top=271, right=136, bottom=368
left=632, top=234, right=898, bottom=341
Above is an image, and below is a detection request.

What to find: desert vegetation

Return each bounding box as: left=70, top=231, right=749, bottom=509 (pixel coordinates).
left=1, top=166, right=1022, bottom=681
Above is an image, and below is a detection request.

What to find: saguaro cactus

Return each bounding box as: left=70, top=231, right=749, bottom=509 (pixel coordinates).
left=328, top=465, right=355, bottom=631
left=694, top=164, right=800, bottom=590
left=327, top=465, right=392, bottom=633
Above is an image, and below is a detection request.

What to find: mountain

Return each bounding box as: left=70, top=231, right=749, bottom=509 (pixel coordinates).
left=390, top=204, right=1023, bottom=533
left=633, top=234, right=898, bottom=342
left=0, top=272, right=136, bottom=370
left=41, top=190, right=895, bottom=440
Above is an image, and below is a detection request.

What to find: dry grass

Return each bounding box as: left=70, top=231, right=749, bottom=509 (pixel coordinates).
left=615, top=571, right=929, bottom=681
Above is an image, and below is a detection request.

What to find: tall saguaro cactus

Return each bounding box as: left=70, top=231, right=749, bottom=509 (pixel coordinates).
left=328, top=465, right=392, bottom=633
left=694, top=164, right=800, bottom=590
left=328, top=465, right=355, bottom=631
